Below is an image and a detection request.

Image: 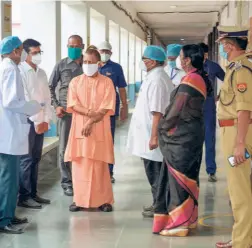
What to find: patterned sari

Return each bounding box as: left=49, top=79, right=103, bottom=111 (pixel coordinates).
left=153, top=69, right=207, bottom=236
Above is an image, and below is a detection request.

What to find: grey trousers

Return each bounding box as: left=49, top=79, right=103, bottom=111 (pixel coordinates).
left=143, top=158, right=162, bottom=206
left=58, top=115, right=72, bottom=189
left=0, top=153, right=20, bottom=227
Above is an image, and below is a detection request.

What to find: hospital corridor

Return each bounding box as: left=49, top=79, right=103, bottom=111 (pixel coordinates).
left=0, top=119, right=231, bottom=248
left=0, top=0, right=251, bottom=248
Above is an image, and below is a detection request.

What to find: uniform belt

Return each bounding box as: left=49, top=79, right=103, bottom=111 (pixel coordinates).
left=218, top=119, right=252, bottom=127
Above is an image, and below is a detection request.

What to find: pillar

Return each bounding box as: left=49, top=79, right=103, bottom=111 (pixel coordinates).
left=0, top=1, right=12, bottom=40
left=86, top=5, right=90, bottom=47
left=105, top=17, right=109, bottom=42
left=20, top=1, right=61, bottom=77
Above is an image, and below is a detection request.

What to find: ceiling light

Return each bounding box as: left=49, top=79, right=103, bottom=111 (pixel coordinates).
left=180, top=38, right=185, bottom=41
left=170, top=5, right=177, bottom=9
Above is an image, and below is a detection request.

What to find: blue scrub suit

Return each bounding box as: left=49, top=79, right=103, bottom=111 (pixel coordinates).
left=99, top=60, right=127, bottom=176
left=203, top=59, right=225, bottom=175
left=0, top=154, right=20, bottom=227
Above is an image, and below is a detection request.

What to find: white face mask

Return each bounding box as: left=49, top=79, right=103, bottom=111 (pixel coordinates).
left=31, top=54, right=42, bottom=65
left=139, top=60, right=147, bottom=72
left=101, top=53, right=111, bottom=63
left=83, top=63, right=98, bottom=77
left=175, top=56, right=183, bottom=70
left=20, top=50, right=27, bottom=62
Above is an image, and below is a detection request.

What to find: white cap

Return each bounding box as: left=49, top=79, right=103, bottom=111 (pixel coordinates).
left=98, top=41, right=112, bottom=51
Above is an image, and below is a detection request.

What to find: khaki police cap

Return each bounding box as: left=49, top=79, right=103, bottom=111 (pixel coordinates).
left=216, top=26, right=249, bottom=42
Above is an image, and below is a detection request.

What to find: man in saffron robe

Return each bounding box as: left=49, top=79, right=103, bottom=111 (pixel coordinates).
left=64, top=48, right=116, bottom=212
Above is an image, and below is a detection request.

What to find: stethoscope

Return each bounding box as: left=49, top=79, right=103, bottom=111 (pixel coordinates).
left=170, top=68, right=178, bottom=80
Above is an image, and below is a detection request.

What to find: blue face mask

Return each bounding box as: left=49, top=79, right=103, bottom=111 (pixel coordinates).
left=168, top=60, right=176, bottom=69
left=219, top=44, right=228, bottom=60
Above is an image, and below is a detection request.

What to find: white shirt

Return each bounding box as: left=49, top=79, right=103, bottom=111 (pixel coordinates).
left=0, top=58, right=41, bottom=155
left=127, top=67, right=174, bottom=162
left=165, top=65, right=186, bottom=87
left=19, top=62, right=52, bottom=126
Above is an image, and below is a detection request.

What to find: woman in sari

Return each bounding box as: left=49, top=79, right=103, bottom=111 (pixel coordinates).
left=153, top=44, right=212, bottom=237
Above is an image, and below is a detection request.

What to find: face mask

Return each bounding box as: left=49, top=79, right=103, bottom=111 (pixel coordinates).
left=68, top=47, right=82, bottom=60
left=101, top=54, right=111, bottom=63
left=31, top=54, right=42, bottom=65
left=168, top=60, right=176, bottom=69
left=139, top=60, right=147, bottom=72
left=219, top=44, right=228, bottom=60
left=175, top=56, right=183, bottom=70
left=83, top=64, right=98, bottom=77
left=20, top=50, right=27, bottom=62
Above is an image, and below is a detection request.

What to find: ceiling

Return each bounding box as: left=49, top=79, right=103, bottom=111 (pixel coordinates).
left=129, top=1, right=228, bottom=45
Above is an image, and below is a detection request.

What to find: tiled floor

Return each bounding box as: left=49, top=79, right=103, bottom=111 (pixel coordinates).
left=0, top=120, right=233, bottom=248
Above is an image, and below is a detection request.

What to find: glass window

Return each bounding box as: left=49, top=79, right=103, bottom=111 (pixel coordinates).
left=128, top=33, right=135, bottom=84
left=120, top=27, right=128, bottom=83
left=135, top=37, right=142, bottom=83
left=109, top=20, right=119, bottom=63
left=90, top=8, right=105, bottom=47
left=142, top=40, right=147, bottom=79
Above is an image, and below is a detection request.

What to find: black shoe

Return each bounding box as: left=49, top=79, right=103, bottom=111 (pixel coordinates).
left=0, top=224, right=23, bottom=234
left=18, top=198, right=42, bottom=209
left=142, top=210, right=154, bottom=218
left=33, top=195, right=51, bottom=204
left=99, top=204, right=113, bottom=212
left=11, top=216, right=28, bottom=225
left=143, top=205, right=154, bottom=212
left=64, top=187, right=73, bottom=196
left=69, top=202, right=83, bottom=212
left=111, top=176, right=115, bottom=184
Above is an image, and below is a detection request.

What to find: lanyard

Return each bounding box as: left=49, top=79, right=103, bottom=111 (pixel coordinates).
left=170, top=68, right=178, bottom=80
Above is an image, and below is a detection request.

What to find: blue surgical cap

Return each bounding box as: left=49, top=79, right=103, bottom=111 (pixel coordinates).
left=143, top=45, right=166, bottom=62
left=0, top=36, right=22, bottom=55
left=167, top=44, right=182, bottom=57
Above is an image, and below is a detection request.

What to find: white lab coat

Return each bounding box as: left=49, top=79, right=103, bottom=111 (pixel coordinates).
left=127, top=67, right=174, bottom=162
left=0, top=58, right=41, bottom=155
left=19, top=62, right=52, bottom=126
left=165, top=65, right=186, bottom=87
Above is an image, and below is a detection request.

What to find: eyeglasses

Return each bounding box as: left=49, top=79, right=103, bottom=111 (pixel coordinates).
left=29, top=51, right=44, bottom=55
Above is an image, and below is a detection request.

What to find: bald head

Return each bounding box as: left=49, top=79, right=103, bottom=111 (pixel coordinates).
left=68, top=35, right=84, bottom=49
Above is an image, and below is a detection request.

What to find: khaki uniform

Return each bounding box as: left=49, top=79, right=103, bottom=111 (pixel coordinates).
left=218, top=53, right=252, bottom=248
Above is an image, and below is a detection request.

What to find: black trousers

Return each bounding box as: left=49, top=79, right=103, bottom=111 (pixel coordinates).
left=109, top=115, right=116, bottom=176
left=143, top=158, right=162, bottom=206
left=19, top=123, right=44, bottom=201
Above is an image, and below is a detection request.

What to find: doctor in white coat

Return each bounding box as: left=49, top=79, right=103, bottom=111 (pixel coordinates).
left=164, top=44, right=186, bottom=87
left=127, top=45, right=174, bottom=218
left=0, top=36, right=41, bottom=234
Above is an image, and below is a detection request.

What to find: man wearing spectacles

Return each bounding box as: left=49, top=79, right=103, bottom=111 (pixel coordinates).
left=18, top=39, right=52, bottom=209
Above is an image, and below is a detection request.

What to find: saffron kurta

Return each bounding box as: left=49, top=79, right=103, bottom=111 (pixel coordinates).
left=64, top=73, right=116, bottom=208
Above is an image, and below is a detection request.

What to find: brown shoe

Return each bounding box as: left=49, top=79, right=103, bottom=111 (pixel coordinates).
left=216, top=240, right=232, bottom=248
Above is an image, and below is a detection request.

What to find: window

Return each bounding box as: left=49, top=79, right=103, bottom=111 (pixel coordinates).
left=90, top=8, right=105, bottom=47
left=120, top=27, right=129, bottom=83
left=109, top=20, right=119, bottom=63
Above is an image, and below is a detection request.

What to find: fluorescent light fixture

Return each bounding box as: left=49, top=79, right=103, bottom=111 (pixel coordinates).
left=170, top=5, right=177, bottom=9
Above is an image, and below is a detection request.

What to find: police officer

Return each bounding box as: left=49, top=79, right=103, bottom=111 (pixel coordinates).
left=216, top=26, right=252, bottom=248
left=198, top=43, right=225, bottom=182
left=98, top=41, right=128, bottom=184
